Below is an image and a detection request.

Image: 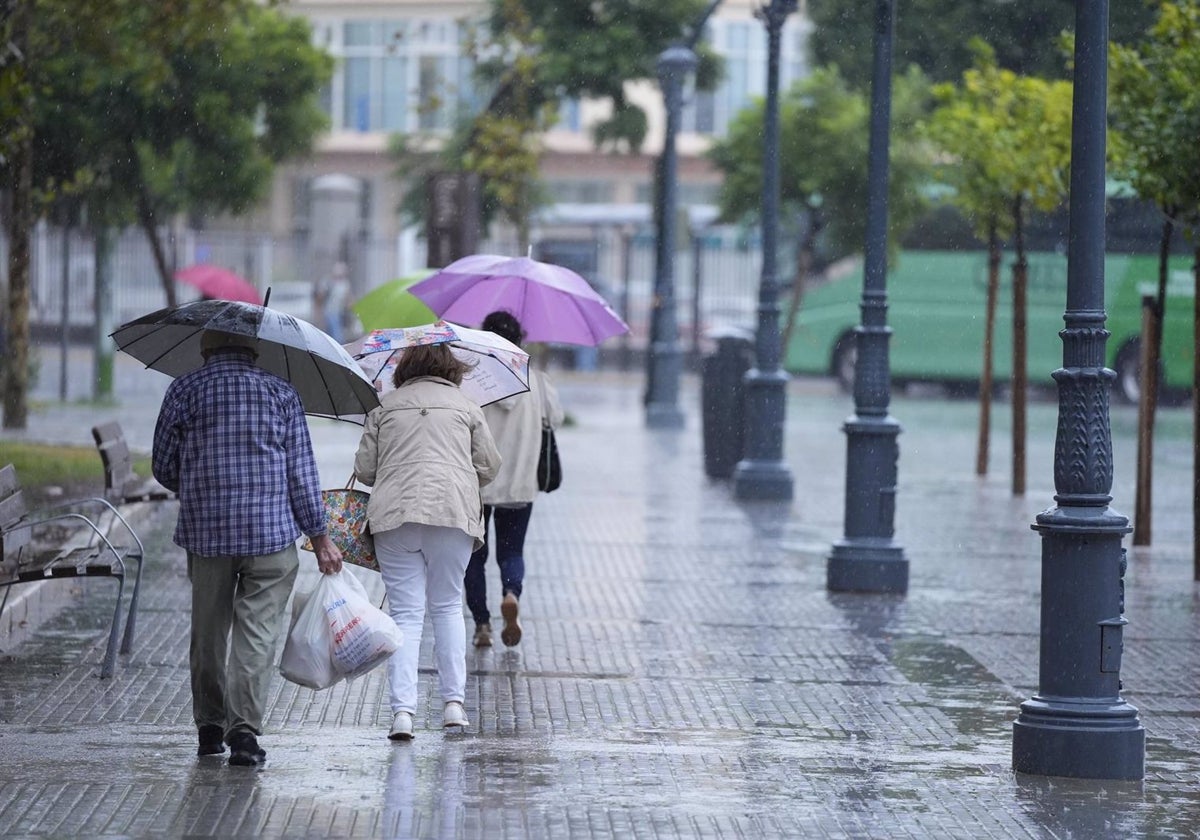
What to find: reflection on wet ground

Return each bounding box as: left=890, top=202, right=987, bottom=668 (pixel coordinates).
left=0, top=374, right=1198, bottom=837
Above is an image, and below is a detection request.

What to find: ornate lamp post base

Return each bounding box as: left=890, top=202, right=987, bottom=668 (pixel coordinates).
left=828, top=412, right=907, bottom=593
left=1012, top=505, right=1144, bottom=779
left=1013, top=698, right=1145, bottom=780
left=827, top=541, right=906, bottom=593
left=733, top=369, right=793, bottom=500
left=646, top=340, right=685, bottom=429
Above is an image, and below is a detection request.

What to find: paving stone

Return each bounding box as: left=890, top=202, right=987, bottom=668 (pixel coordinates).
left=0, top=369, right=1198, bottom=837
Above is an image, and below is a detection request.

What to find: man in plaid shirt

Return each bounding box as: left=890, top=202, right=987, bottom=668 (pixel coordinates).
left=153, top=330, right=342, bottom=767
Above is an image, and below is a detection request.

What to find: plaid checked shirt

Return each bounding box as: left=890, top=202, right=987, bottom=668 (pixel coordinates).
left=152, top=350, right=326, bottom=557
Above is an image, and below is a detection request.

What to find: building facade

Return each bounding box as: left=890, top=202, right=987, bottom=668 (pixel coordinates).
left=244, top=0, right=811, bottom=282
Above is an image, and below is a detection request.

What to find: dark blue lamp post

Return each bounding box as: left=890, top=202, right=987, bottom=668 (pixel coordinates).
left=644, top=45, right=697, bottom=429
left=731, top=0, right=796, bottom=501
left=826, top=0, right=906, bottom=592
left=1011, top=0, right=1144, bottom=780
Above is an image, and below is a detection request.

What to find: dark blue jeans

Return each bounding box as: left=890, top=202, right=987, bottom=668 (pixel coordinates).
left=465, top=504, right=532, bottom=625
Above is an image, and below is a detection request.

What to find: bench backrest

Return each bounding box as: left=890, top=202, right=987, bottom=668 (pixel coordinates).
left=0, top=464, right=31, bottom=577
left=92, top=422, right=140, bottom=498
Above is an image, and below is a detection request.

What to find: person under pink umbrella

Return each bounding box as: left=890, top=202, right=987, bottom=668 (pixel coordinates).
left=175, top=264, right=263, bottom=305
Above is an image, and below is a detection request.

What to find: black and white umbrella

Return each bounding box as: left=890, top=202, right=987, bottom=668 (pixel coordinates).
left=111, top=299, right=381, bottom=422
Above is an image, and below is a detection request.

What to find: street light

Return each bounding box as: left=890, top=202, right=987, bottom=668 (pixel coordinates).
left=826, top=0, right=906, bottom=592
left=731, top=0, right=796, bottom=501
left=1011, top=0, right=1144, bottom=780
left=644, top=44, right=696, bottom=429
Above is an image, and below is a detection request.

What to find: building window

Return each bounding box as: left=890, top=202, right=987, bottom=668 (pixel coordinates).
left=326, top=16, right=479, bottom=134
left=546, top=180, right=615, bottom=204
left=682, top=17, right=809, bottom=138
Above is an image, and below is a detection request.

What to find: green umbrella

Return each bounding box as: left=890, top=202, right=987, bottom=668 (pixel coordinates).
left=352, top=270, right=436, bottom=331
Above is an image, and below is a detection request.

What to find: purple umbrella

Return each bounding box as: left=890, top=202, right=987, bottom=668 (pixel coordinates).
left=407, top=255, right=629, bottom=346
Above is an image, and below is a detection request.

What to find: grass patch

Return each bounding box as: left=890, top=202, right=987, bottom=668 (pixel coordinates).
left=0, top=441, right=151, bottom=502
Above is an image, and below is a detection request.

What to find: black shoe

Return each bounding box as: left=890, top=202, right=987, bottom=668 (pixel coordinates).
left=226, top=732, right=267, bottom=767
left=197, top=724, right=225, bottom=757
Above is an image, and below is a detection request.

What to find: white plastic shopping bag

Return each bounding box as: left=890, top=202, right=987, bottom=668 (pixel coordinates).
left=279, top=570, right=401, bottom=689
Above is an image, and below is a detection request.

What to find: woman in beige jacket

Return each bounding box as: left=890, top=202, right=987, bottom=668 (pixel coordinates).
left=465, top=311, right=564, bottom=649
left=354, top=344, right=501, bottom=741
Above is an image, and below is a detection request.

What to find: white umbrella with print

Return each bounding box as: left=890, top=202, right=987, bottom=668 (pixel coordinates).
left=345, top=321, right=530, bottom=407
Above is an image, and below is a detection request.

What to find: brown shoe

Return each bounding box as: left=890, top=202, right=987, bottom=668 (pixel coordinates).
left=500, top=593, right=522, bottom=647
left=472, top=622, right=493, bottom=648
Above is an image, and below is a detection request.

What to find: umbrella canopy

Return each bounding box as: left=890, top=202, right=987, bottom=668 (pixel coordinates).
left=111, top=299, right=380, bottom=422
left=408, top=254, right=629, bottom=346
left=346, top=321, right=530, bottom=407
left=351, top=270, right=436, bottom=332
left=175, top=264, right=263, bottom=304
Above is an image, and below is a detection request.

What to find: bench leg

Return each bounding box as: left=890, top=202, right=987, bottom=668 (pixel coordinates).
left=119, top=552, right=143, bottom=655
left=100, top=574, right=125, bottom=679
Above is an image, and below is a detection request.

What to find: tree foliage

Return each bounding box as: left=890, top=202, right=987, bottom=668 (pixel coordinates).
left=807, top=0, right=1157, bottom=87
left=924, top=41, right=1073, bottom=241
left=708, top=64, right=932, bottom=264
left=0, top=0, right=329, bottom=427
left=1110, top=0, right=1200, bottom=230
left=29, top=1, right=331, bottom=303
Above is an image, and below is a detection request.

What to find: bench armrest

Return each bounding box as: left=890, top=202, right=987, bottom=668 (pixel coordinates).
left=4, top=511, right=128, bottom=572
left=23, top=497, right=145, bottom=558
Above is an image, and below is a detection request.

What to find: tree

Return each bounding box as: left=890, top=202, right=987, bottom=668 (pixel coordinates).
left=1, top=0, right=329, bottom=426
left=707, top=65, right=931, bottom=354
left=1109, top=0, right=1200, bottom=568
left=391, top=0, right=720, bottom=248
left=921, top=44, right=1072, bottom=494
left=34, top=2, right=331, bottom=306
left=807, top=0, right=1156, bottom=88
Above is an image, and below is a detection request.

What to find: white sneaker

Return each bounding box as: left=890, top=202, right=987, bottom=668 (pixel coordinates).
left=388, top=711, right=414, bottom=741
left=443, top=701, right=469, bottom=729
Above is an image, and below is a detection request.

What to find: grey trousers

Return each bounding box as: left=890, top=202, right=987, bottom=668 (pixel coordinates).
left=188, top=546, right=299, bottom=738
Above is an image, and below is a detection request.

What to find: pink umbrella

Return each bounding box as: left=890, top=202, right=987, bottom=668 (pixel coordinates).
left=407, top=254, right=628, bottom=346
left=175, top=264, right=263, bottom=305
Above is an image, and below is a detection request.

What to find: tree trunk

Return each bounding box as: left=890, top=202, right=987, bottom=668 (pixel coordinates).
left=135, top=177, right=177, bottom=308
left=781, top=210, right=821, bottom=354
left=3, top=0, right=32, bottom=429
left=1193, top=243, right=1200, bottom=580
left=1011, top=197, right=1027, bottom=496
left=1134, top=217, right=1171, bottom=546
left=976, top=224, right=1000, bottom=476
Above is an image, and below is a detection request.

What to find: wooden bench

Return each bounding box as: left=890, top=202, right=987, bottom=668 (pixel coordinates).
left=0, top=464, right=144, bottom=678
left=91, top=422, right=177, bottom=505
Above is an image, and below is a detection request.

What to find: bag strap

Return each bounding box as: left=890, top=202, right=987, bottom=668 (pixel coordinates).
left=345, top=473, right=358, bottom=490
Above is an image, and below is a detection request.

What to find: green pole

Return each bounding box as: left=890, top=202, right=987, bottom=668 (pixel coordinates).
left=94, top=227, right=114, bottom=400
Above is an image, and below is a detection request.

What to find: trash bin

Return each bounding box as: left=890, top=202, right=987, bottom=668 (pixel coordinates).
left=701, top=327, right=754, bottom=479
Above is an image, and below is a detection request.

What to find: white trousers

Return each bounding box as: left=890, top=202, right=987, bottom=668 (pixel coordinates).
left=375, top=522, right=473, bottom=714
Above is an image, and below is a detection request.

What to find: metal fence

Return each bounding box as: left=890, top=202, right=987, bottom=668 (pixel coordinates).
left=4, top=221, right=782, bottom=365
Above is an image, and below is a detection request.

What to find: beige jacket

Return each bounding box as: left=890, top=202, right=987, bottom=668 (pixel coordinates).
left=481, top=369, right=564, bottom=505
left=354, top=376, right=501, bottom=549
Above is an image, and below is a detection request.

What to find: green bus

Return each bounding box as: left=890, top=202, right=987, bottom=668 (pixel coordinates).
left=783, top=207, right=1195, bottom=404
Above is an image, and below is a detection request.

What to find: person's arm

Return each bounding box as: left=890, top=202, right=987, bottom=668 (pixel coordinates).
left=539, top=371, right=565, bottom=430
left=353, top=409, right=381, bottom=486
left=151, top=387, right=183, bottom=492
left=470, top=406, right=502, bottom=487
left=283, top=392, right=342, bottom=574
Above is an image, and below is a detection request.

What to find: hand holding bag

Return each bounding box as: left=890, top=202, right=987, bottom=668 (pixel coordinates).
left=537, top=424, right=562, bottom=493
left=301, top=474, right=377, bottom=571
left=280, top=570, right=402, bottom=689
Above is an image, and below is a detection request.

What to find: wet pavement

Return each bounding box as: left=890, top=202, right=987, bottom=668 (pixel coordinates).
left=1, top=349, right=1199, bottom=838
